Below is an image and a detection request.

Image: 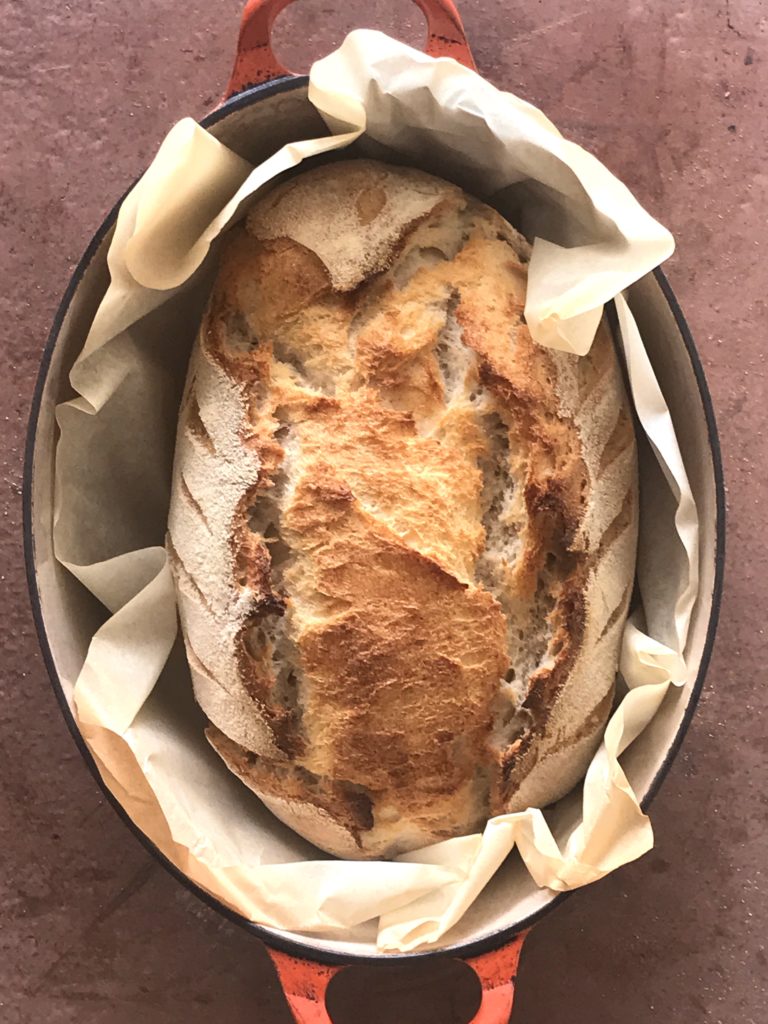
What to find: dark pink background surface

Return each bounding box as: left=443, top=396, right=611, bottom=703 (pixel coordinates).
left=1, top=2, right=765, bottom=1021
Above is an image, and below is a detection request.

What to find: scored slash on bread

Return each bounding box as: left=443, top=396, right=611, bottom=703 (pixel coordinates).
left=167, top=160, right=638, bottom=859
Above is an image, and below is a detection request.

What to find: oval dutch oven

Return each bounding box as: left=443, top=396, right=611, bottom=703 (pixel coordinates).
left=24, top=1, right=725, bottom=1020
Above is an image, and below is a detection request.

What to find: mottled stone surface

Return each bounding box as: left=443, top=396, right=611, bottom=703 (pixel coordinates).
left=1, top=1, right=765, bottom=1021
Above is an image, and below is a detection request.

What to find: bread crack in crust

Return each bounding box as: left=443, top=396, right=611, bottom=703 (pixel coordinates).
left=168, top=160, right=638, bottom=858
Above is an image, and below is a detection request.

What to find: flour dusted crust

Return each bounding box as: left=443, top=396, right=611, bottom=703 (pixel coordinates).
left=167, top=159, right=638, bottom=859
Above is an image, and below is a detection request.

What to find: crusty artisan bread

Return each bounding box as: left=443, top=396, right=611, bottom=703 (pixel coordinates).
left=167, top=159, right=638, bottom=859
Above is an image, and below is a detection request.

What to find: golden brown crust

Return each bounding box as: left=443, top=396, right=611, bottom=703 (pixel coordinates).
left=206, top=725, right=374, bottom=840
left=285, top=480, right=507, bottom=797
left=167, top=159, right=638, bottom=857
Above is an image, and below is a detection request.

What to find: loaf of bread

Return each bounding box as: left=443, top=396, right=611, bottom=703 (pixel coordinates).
left=167, top=159, right=638, bottom=859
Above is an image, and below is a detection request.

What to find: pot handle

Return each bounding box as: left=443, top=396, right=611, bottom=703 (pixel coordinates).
left=224, top=0, right=477, bottom=100
left=266, top=932, right=527, bottom=1024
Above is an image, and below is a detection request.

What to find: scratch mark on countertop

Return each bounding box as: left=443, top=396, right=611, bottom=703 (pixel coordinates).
left=27, top=860, right=157, bottom=997
left=514, top=8, right=590, bottom=42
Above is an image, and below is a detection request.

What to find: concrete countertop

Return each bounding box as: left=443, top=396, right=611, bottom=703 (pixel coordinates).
left=1, top=1, right=765, bottom=1021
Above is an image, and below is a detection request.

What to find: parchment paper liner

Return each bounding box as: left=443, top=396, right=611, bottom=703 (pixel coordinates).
left=51, top=31, right=696, bottom=952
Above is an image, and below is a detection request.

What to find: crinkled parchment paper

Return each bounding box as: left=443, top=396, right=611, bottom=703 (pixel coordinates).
left=52, top=31, right=697, bottom=952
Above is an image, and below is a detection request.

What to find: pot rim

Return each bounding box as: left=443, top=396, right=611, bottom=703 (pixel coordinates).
left=23, top=75, right=726, bottom=965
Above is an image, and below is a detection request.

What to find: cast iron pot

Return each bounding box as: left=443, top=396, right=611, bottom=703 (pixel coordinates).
left=24, top=1, right=725, bottom=1020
